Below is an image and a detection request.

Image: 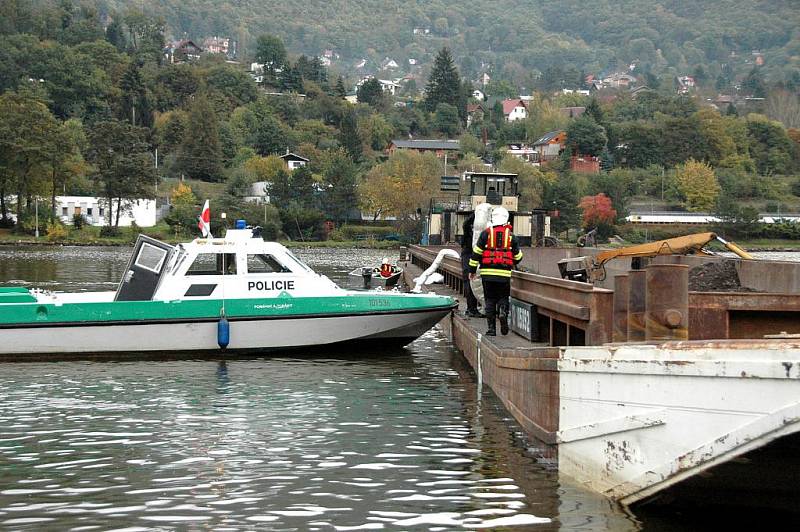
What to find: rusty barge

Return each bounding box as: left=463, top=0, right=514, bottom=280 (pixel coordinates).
left=402, top=243, right=800, bottom=513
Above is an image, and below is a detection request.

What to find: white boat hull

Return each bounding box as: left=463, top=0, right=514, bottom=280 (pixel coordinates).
left=0, top=308, right=451, bottom=357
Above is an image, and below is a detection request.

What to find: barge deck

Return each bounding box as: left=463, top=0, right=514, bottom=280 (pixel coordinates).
left=401, top=245, right=800, bottom=511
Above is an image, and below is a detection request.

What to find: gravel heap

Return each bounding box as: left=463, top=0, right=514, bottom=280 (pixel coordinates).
left=688, top=260, right=753, bottom=292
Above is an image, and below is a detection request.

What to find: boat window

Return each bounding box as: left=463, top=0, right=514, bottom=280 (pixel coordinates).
left=282, top=249, right=313, bottom=272
left=135, top=242, right=168, bottom=273
left=247, top=254, right=291, bottom=273
left=187, top=253, right=237, bottom=275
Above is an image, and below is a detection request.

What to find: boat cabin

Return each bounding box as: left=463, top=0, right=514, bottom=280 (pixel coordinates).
left=115, top=227, right=340, bottom=302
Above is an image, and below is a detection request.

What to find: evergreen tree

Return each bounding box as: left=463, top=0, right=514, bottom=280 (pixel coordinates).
left=119, top=61, right=152, bottom=128
left=357, top=78, right=384, bottom=107
left=105, top=19, right=126, bottom=51
left=425, top=47, right=462, bottom=114
left=339, top=111, right=363, bottom=162
left=334, top=76, right=347, bottom=98
left=279, top=64, right=303, bottom=93
left=177, top=94, right=223, bottom=181
left=290, top=165, right=316, bottom=208
left=322, top=149, right=359, bottom=224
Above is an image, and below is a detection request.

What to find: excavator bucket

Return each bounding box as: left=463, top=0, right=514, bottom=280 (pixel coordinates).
left=557, top=256, right=595, bottom=283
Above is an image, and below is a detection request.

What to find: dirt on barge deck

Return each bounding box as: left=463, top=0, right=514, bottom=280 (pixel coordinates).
left=400, top=245, right=800, bottom=514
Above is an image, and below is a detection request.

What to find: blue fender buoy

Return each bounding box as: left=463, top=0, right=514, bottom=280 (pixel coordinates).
left=217, top=317, right=230, bottom=349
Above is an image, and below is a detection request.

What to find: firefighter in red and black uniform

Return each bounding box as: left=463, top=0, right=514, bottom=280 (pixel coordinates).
left=468, top=207, right=523, bottom=336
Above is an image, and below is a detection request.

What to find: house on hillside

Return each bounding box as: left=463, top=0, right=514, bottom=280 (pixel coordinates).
left=466, top=103, right=485, bottom=127
left=601, top=72, right=637, bottom=88
left=532, top=130, right=566, bottom=165
left=387, top=139, right=460, bottom=158
left=506, top=144, right=537, bottom=164
left=280, top=151, right=309, bottom=171
left=472, top=88, right=485, bottom=101
left=381, top=58, right=399, bottom=70
left=560, top=106, right=586, bottom=118
left=677, top=75, right=695, bottom=94
left=164, top=39, right=203, bottom=63
left=202, top=36, right=232, bottom=57
left=502, top=99, right=528, bottom=122
left=629, top=85, right=652, bottom=99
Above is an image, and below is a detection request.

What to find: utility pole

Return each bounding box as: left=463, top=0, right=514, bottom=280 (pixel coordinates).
left=34, top=199, right=39, bottom=238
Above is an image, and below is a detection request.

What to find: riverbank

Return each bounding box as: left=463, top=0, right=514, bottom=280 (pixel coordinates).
left=2, top=227, right=798, bottom=252
left=0, top=227, right=402, bottom=249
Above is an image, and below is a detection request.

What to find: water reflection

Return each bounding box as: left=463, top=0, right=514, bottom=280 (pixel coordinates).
left=0, top=246, right=643, bottom=530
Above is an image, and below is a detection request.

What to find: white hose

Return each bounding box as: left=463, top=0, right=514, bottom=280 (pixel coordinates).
left=412, top=248, right=460, bottom=293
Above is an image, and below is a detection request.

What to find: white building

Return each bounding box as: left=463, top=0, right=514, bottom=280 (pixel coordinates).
left=502, top=99, right=528, bottom=122
left=56, top=196, right=157, bottom=227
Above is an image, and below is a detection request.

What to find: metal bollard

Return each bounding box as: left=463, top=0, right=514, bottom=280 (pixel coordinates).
left=613, top=274, right=629, bottom=343
left=645, top=264, right=689, bottom=342
left=627, top=270, right=647, bottom=342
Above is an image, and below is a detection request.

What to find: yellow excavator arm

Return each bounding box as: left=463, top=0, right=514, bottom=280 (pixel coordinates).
left=558, top=232, right=753, bottom=283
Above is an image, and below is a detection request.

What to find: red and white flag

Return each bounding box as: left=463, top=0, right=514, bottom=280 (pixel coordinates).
left=198, top=200, right=211, bottom=237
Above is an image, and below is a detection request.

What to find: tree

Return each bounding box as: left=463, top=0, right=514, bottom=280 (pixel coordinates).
left=360, top=150, right=440, bottom=222
left=565, top=116, right=607, bottom=156
left=321, top=149, right=359, bottom=224
left=765, top=89, right=800, bottom=129
left=579, top=193, right=617, bottom=239
left=47, top=118, right=88, bottom=217
left=542, top=174, right=580, bottom=235
left=255, top=34, right=286, bottom=76
left=164, top=182, right=198, bottom=235
left=339, top=111, right=363, bottom=162
left=433, top=102, right=461, bottom=137
left=424, top=48, right=462, bottom=114
left=675, top=159, right=720, bottom=212
left=119, top=60, right=151, bottom=127
left=334, top=76, right=347, bottom=98
left=205, top=64, right=258, bottom=110
left=86, top=119, right=155, bottom=230
left=0, top=90, right=60, bottom=224
left=176, top=94, right=224, bottom=181
left=357, top=78, right=384, bottom=107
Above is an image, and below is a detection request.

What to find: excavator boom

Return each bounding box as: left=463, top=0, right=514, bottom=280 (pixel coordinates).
left=558, top=232, right=753, bottom=283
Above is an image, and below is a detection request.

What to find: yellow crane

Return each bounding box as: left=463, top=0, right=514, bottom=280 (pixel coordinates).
left=557, top=232, right=753, bottom=283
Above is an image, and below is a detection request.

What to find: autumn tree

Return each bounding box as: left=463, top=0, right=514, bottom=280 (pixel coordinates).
left=360, top=150, right=440, bottom=225
left=164, top=182, right=198, bottom=235
left=675, top=159, right=720, bottom=212
left=579, top=193, right=617, bottom=239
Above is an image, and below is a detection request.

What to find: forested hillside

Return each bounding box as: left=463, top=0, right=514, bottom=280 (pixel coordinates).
left=2, top=0, right=799, bottom=246
left=81, top=0, right=800, bottom=84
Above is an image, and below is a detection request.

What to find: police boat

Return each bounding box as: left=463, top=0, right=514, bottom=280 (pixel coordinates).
left=0, top=225, right=456, bottom=357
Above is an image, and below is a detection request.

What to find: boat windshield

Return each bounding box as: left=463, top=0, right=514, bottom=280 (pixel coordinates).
left=281, top=249, right=313, bottom=273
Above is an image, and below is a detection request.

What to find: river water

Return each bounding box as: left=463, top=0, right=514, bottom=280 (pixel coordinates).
left=1, top=246, right=796, bottom=531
